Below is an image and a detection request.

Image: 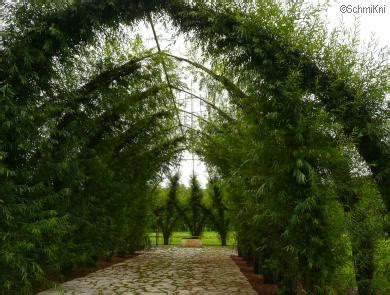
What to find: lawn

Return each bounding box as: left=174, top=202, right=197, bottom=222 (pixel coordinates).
left=148, top=231, right=236, bottom=246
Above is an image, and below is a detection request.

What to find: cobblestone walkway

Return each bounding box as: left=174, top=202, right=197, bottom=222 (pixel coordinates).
left=39, top=246, right=256, bottom=294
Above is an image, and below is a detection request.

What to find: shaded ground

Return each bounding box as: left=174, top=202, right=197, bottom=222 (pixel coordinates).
left=231, top=256, right=278, bottom=295
left=39, top=246, right=256, bottom=294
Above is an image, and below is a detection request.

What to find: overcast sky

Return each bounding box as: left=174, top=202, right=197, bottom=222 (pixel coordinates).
left=327, top=0, right=389, bottom=48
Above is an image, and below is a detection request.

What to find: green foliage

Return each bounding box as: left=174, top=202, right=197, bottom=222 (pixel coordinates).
left=0, top=15, right=182, bottom=292
left=149, top=231, right=236, bottom=246
left=181, top=175, right=207, bottom=237
left=192, top=4, right=387, bottom=290
left=151, top=177, right=230, bottom=246
left=203, top=178, right=230, bottom=246
left=167, top=0, right=389, bottom=213
left=348, top=179, right=387, bottom=295
left=153, top=173, right=182, bottom=245
left=0, top=0, right=388, bottom=294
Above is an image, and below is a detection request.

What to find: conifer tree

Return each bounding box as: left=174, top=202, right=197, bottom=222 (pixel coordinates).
left=155, top=173, right=181, bottom=245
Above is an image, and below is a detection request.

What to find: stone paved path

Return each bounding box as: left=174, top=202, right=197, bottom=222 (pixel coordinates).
left=39, top=246, right=256, bottom=294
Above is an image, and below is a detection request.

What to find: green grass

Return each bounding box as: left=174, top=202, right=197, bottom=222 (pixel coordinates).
left=148, top=231, right=236, bottom=246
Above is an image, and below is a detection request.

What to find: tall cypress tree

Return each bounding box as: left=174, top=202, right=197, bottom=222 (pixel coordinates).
left=155, top=173, right=181, bottom=245
left=182, top=175, right=206, bottom=237
left=205, top=178, right=230, bottom=246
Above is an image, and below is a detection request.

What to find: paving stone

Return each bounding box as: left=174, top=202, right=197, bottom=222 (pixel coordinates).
left=38, top=246, right=256, bottom=294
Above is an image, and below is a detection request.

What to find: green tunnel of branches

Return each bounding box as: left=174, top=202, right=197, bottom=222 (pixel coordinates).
left=0, top=0, right=388, bottom=294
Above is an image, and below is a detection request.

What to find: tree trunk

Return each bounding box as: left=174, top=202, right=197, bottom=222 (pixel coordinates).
left=338, top=189, right=376, bottom=295
left=352, top=237, right=375, bottom=295
left=220, top=232, right=227, bottom=246
left=163, top=232, right=170, bottom=245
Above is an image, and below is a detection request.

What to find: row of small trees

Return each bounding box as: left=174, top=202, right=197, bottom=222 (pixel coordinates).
left=152, top=174, right=230, bottom=246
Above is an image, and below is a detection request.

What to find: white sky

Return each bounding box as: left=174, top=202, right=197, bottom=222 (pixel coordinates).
left=327, top=0, right=389, bottom=49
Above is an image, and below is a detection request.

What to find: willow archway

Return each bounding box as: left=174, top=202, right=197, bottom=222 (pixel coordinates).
left=0, top=1, right=388, bottom=293
left=2, top=0, right=388, bottom=210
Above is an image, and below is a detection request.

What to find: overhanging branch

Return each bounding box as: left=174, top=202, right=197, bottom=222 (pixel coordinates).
left=163, top=53, right=248, bottom=99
